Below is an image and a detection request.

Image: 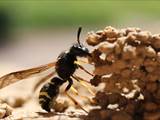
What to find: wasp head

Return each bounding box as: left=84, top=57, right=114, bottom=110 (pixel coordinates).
left=70, top=43, right=91, bottom=57
left=69, top=27, right=91, bottom=57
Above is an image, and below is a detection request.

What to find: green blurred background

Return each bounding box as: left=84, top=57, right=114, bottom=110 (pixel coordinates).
left=0, top=0, right=160, bottom=65
left=1, top=0, right=160, bottom=29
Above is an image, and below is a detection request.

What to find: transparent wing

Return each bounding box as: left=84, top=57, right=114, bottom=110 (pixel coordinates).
left=33, top=71, right=56, bottom=92
left=0, top=62, right=56, bottom=89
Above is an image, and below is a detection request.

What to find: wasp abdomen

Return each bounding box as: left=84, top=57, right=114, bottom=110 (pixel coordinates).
left=39, top=77, right=64, bottom=112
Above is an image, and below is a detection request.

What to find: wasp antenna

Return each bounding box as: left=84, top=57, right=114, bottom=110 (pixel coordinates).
left=77, top=27, right=82, bottom=45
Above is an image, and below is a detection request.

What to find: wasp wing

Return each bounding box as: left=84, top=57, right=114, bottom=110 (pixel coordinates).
left=33, top=71, right=56, bottom=92
left=0, top=62, right=56, bottom=89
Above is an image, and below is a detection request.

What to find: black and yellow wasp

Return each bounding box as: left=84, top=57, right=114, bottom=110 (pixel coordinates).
left=0, top=27, right=94, bottom=113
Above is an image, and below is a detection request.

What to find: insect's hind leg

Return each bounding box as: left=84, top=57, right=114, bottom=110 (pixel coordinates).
left=64, top=78, right=88, bottom=113
left=70, top=86, right=94, bottom=104
left=72, top=75, right=95, bottom=96
left=65, top=91, right=88, bottom=113
left=65, top=78, right=73, bottom=91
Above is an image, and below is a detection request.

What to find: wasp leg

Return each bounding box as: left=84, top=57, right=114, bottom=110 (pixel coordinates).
left=72, top=75, right=95, bottom=96
left=65, top=78, right=73, bottom=91
left=65, top=91, right=88, bottom=113
left=77, top=59, right=94, bottom=65
left=70, top=86, right=94, bottom=104
left=74, top=61, right=94, bottom=76
left=33, top=71, right=56, bottom=92
left=72, top=75, right=90, bottom=83
left=70, top=86, right=78, bottom=95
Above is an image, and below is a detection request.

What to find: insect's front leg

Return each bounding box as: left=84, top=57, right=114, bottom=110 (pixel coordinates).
left=74, top=61, right=94, bottom=76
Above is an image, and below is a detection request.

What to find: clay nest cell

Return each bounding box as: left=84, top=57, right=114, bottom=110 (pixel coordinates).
left=85, top=26, right=160, bottom=120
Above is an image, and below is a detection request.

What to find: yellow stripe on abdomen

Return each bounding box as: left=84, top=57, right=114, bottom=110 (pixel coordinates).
left=39, top=92, right=51, bottom=99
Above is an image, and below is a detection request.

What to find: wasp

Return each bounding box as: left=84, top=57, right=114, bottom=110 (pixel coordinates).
left=0, top=27, right=94, bottom=113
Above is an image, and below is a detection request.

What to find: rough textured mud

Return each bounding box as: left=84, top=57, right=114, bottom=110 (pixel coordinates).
left=85, top=26, right=160, bottom=120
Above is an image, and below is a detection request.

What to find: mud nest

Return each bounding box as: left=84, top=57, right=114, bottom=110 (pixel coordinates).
left=85, top=26, right=160, bottom=120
